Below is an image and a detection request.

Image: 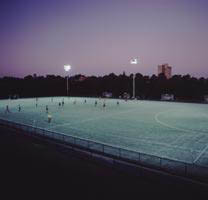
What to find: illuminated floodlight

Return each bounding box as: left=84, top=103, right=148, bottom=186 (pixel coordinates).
left=130, top=58, right=138, bottom=65
left=64, top=65, right=71, bottom=72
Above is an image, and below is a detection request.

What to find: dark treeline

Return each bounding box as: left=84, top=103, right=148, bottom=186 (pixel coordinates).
left=0, top=72, right=208, bottom=102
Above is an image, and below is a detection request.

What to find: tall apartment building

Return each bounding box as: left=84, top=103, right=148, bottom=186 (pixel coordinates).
left=158, top=63, right=172, bottom=79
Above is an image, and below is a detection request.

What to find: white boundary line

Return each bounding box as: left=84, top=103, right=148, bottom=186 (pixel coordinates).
left=194, top=144, right=208, bottom=163
left=2, top=98, right=208, bottom=164
left=49, top=108, right=136, bottom=129
left=154, top=109, right=199, bottom=134
left=154, top=109, right=208, bottom=142
left=49, top=123, right=198, bottom=154
left=155, top=109, right=208, bottom=163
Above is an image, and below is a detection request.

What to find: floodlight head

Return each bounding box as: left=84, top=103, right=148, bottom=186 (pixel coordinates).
left=64, top=65, right=71, bottom=72
left=130, top=58, right=138, bottom=65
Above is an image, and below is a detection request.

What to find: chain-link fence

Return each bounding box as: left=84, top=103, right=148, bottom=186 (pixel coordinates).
left=0, top=118, right=208, bottom=183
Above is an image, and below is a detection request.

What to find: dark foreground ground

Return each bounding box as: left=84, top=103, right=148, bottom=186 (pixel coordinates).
left=0, top=126, right=208, bottom=200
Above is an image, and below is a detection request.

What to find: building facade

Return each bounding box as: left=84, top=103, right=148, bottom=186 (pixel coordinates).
left=158, top=63, right=172, bottom=79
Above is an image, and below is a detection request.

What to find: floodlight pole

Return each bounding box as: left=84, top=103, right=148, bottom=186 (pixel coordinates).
left=66, top=75, right=69, bottom=96
left=64, top=65, right=71, bottom=97
left=130, top=58, right=138, bottom=99
left=133, top=74, right=135, bottom=99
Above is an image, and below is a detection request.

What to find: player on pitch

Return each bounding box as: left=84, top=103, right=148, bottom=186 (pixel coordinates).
left=94, top=100, right=97, bottom=106
left=46, top=105, right=49, bottom=113
left=18, top=104, right=21, bottom=112
left=5, top=105, right=10, bottom=114
left=48, top=114, right=52, bottom=123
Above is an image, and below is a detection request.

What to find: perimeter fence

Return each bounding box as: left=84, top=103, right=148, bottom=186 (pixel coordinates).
left=0, top=118, right=208, bottom=184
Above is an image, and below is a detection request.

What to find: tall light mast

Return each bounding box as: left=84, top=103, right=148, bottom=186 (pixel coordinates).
left=64, top=65, right=71, bottom=96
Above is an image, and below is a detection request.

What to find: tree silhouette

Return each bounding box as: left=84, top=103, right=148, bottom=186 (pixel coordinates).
left=0, top=73, right=208, bottom=102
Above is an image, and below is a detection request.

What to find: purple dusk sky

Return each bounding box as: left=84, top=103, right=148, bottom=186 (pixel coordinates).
left=0, top=0, right=208, bottom=78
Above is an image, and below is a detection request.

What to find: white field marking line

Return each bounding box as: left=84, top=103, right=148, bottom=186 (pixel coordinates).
left=154, top=109, right=208, bottom=138
left=3, top=102, right=205, bottom=152
left=1, top=105, right=199, bottom=149
left=47, top=124, right=198, bottom=153
left=193, top=144, right=208, bottom=163
left=0, top=107, right=199, bottom=162
left=0, top=105, right=53, bottom=126
left=154, top=109, right=200, bottom=134
left=46, top=107, right=176, bottom=141
left=46, top=106, right=204, bottom=161
left=155, top=109, right=208, bottom=156
left=49, top=108, right=136, bottom=129
left=155, top=109, right=197, bottom=145
left=170, top=133, right=190, bottom=145
left=1, top=102, right=104, bottom=129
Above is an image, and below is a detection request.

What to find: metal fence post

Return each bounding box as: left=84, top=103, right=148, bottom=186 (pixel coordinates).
left=2, top=118, right=208, bottom=184
left=160, top=158, right=162, bottom=169
left=185, top=163, right=187, bottom=177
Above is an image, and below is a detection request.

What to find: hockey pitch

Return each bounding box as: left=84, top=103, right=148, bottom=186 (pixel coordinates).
left=0, top=97, right=208, bottom=166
